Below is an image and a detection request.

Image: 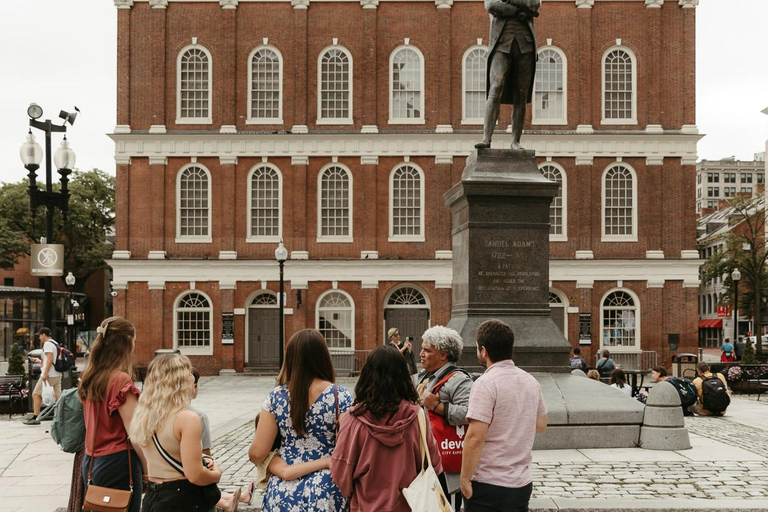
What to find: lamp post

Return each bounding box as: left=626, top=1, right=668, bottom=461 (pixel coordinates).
left=65, top=272, right=76, bottom=353
left=19, top=103, right=78, bottom=330
left=732, top=267, right=741, bottom=344
left=275, top=241, right=288, bottom=369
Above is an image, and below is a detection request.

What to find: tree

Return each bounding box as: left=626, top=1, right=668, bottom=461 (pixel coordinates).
left=7, top=343, right=26, bottom=378
left=700, top=195, right=766, bottom=359
left=0, top=169, right=115, bottom=291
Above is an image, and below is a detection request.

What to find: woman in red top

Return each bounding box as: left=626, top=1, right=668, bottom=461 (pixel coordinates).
left=331, top=345, right=443, bottom=511
left=78, top=316, right=145, bottom=512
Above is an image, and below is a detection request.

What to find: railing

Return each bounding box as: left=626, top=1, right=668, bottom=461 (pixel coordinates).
left=330, top=350, right=373, bottom=376
left=599, top=351, right=658, bottom=371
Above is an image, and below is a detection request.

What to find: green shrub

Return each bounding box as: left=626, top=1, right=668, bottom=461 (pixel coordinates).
left=7, top=343, right=26, bottom=377
left=742, top=338, right=758, bottom=364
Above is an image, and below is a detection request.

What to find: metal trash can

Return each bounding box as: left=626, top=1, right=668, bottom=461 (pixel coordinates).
left=672, top=353, right=698, bottom=379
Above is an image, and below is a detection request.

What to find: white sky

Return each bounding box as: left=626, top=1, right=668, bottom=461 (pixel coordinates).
left=0, top=0, right=766, bottom=185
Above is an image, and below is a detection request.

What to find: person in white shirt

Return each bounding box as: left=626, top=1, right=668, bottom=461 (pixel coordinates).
left=24, top=327, right=62, bottom=425
left=609, top=368, right=632, bottom=397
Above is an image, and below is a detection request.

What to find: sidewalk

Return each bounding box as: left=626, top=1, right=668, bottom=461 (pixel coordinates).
left=1, top=375, right=767, bottom=511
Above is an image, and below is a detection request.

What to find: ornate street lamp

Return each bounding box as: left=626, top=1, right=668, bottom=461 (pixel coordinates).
left=65, top=272, right=77, bottom=353
left=20, top=104, right=78, bottom=330
left=732, top=267, right=741, bottom=344
left=275, top=241, right=289, bottom=369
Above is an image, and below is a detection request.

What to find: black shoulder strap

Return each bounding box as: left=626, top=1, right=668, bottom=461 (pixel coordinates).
left=153, top=433, right=185, bottom=476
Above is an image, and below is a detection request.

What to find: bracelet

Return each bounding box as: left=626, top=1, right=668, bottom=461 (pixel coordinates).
left=432, top=402, right=439, bottom=412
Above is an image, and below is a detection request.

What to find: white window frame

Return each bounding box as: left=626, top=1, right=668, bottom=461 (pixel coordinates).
left=532, top=46, right=567, bottom=125
left=317, top=163, right=353, bottom=243
left=599, top=288, right=640, bottom=353
left=538, top=162, right=568, bottom=242
left=247, top=45, right=284, bottom=125
left=176, top=164, right=213, bottom=243
left=173, top=290, right=214, bottom=356
left=549, top=288, right=569, bottom=337
left=388, top=163, right=426, bottom=242
left=601, top=162, right=638, bottom=242
left=317, top=45, right=354, bottom=125
left=388, top=45, right=426, bottom=125
left=176, top=44, right=213, bottom=125
left=601, top=46, right=637, bottom=126
left=246, top=163, right=283, bottom=243
left=461, top=45, right=487, bottom=125
left=316, top=289, right=355, bottom=351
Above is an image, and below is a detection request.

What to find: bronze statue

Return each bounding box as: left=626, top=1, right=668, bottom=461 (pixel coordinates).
left=475, top=0, right=540, bottom=150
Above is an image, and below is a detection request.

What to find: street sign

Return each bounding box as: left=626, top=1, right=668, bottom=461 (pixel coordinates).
left=578, top=313, right=592, bottom=345
left=30, top=244, right=64, bottom=277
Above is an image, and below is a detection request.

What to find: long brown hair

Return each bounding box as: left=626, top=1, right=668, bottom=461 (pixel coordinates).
left=277, top=329, right=335, bottom=436
left=352, top=345, right=419, bottom=418
left=78, top=316, right=136, bottom=402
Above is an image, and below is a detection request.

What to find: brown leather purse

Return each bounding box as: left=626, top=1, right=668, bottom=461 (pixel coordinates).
left=82, top=449, right=133, bottom=511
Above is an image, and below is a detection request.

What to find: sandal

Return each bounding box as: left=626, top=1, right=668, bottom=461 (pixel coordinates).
left=230, top=488, right=241, bottom=512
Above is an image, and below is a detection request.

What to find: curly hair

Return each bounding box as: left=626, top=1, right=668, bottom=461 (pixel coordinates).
left=78, top=316, right=135, bottom=403
left=129, top=353, right=194, bottom=447
left=421, top=325, right=463, bottom=363
left=352, top=345, right=419, bottom=419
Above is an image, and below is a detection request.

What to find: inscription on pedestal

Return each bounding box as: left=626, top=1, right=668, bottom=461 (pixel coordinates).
left=474, top=235, right=544, bottom=303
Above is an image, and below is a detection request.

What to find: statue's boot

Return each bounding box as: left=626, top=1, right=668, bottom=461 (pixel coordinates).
left=475, top=140, right=491, bottom=149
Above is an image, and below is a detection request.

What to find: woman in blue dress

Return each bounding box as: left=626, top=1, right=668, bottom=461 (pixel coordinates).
left=249, top=329, right=352, bottom=511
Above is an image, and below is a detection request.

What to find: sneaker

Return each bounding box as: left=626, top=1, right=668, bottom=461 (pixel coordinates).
left=22, top=417, right=41, bottom=425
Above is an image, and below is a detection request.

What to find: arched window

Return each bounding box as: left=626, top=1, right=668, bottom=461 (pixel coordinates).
left=247, top=164, right=282, bottom=240
left=601, top=290, right=638, bottom=349
left=387, top=287, right=428, bottom=306
left=533, top=47, right=566, bottom=124
left=177, top=165, right=212, bottom=242
left=175, top=292, right=213, bottom=354
left=177, top=46, right=212, bottom=123
left=602, top=163, right=637, bottom=241
left=602, top=47, right=637, bottom=124
left=389, top=164, right=424, bottom=241
left=462, top=46, right=487, bottom=124
left=549, top=291, right=568, bottom=336
left=250, top=292, right=277, bottom=307
left=390, top=46, right=424, bottom=123
left=318, top=47, right=352, bottom=124
left=249, top=46, right=282, bottom=123
left=316, top=291, right=354, bottom=350
left=539, top=163, right=567, bottom=240
left=318, top=165, right=352, bottom=241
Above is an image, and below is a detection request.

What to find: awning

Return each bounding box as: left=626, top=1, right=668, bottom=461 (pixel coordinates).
left=698, top=319, right=723, bottom=328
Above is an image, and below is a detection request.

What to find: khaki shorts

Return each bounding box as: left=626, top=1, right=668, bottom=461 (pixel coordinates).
left=33, top=376, right=62, bottom=397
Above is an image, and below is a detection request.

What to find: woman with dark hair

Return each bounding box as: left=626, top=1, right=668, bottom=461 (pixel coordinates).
left=248, top=329, right=352, bottom=511
left=609, top=368, right=632, bottom=396
left=331, top=345, right=443, bottom=512
left=79, top=316, right=145, bottom=512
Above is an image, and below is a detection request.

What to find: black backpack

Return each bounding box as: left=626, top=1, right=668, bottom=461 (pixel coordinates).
left=51, top=341, right=76, bottom=373
left=666, top=377, right=697, bottom=408
left=700, top=374, right=730, bottom=414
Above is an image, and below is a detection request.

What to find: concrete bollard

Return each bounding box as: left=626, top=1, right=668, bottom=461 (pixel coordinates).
left=639, top=380, right=691, bottom=450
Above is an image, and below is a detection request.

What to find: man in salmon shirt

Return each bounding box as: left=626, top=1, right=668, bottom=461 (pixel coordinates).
left=461, top=319, right=548, bottom=511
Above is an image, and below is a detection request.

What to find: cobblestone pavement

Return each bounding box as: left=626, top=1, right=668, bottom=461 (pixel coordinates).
left=214, top=395, right=768, bottom=507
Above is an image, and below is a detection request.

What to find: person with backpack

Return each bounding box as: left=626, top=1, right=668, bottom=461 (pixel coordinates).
left=690, top=362, right=732, bottom=416
left=568, top=348, right=587, bottom=372
left=596, top=349, right=616, bottom=380
left=415, top=325, right=473, bottom=511
left=24, top=327, right=64, bottom=425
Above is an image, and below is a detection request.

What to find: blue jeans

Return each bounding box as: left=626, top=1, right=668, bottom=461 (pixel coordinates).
left=82, top=450, right=143, bottom=512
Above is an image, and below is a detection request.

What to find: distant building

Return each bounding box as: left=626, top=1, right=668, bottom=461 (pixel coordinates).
left=696, top=196, right=764, bottom=347
left=696, top=158, right=765, bottom=216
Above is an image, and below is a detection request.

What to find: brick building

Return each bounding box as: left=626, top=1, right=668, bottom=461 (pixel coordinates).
left=109, top=0, right=702, bottom=375
left=696, top=156, right=765, bottom=216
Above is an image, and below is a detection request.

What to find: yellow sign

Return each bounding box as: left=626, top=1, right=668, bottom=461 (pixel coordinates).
left=30, top=244, right=64, bottom=276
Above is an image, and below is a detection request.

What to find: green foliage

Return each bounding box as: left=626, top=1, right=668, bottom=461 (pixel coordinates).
left=7, top=343, right=26, bottom=378
left=0, top=169, right=115, bottom=290
left=742, top=338, right=758, bottom=364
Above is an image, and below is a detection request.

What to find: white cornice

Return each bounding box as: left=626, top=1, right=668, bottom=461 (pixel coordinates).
left=110, top=131, right=702, bottom=162
left=109, top=258, right=701, bottom=288
left=125, top=0, right=670, bottom=4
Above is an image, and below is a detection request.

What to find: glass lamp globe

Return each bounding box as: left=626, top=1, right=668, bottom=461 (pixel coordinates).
left=65, top=272, right=76, bottom=287
left=732, top=268, right=741, bottom=282
left=54, top=138, right=76, bottom=170
left=275, top=241, right=288, bottom=262
left=19, top=132, right=43, bottom=166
